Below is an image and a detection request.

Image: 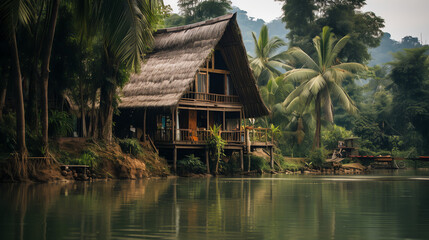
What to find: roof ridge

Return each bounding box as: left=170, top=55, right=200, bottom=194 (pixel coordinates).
left=156, top=13, right=235, bottom=34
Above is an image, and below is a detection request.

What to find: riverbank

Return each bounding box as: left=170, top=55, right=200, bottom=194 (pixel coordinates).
left=0, top=138, right=171, bottom=182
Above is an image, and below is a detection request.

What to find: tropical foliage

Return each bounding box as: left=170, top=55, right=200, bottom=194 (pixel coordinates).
left=248, top=25, right=292, bottom=86
left=283, top=26, right=365, bottom=148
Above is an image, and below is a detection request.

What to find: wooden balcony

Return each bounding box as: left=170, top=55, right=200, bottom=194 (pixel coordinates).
left=154, top=127, right=274, bottom=147
left=181, top=92, right=240, bottom=104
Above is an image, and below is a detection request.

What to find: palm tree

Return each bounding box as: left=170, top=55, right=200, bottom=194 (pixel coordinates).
left=0, top=0, right=34, bottom=158
left=283, top=26, right=365, bottom=148
left=248, top=25, right=292, bottom=86
left=76, top=0, right=162, bottom=142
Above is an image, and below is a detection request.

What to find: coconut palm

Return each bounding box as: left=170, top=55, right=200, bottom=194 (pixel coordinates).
left=76, top=0, right=162, bottom=141
left=0, top=0, right=35, bottom=157
left=248, top=25, right=292, bottom=86
left=283, top=26, right=366, bottom=148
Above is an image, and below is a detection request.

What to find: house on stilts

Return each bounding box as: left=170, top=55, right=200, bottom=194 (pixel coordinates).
left=115, top=13, right=273, bottom=172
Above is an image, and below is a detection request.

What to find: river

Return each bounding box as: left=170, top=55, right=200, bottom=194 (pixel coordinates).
left=1, top=170, right=429, bottom=239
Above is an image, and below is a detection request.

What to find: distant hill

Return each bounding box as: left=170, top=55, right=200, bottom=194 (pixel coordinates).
left=231, top=6, right=289, bottom=55
left=369, top=33, right=423, bottom=66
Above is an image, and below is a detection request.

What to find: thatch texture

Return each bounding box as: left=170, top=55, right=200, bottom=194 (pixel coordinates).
left=120, top=13, right=269, bottom=118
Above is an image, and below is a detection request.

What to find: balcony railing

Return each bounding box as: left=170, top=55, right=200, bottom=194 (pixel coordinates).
left=154, top=128, right=273, bottom=146
left=181, top=92, right=240, bottom=103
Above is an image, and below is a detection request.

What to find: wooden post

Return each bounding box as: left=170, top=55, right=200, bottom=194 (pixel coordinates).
left=206, top=148, right=210, bottom=174
left=143, top=108, right=147, bottom=142
left=223, top=111, right=225, bottom=131
left=240, top=149, right=244, bottom=171
left=173, top=146, right=177, bottom=173
left=247, top=154, right=251, bottom=172
left=172, top=108, right=175, bottom=143
left=207, top=110, right=209, bottom=129
left=270, top=147, right=274, bottom=169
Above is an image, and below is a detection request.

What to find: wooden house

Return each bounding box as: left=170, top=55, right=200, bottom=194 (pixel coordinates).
left=115, top=13, right=273, bottom=172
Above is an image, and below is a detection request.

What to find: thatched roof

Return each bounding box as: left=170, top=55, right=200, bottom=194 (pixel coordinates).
left=120, top=13, right=269, bottom=118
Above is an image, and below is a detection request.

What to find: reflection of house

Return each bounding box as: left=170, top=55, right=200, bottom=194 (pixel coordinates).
left=115, top=14, right=273, bottom=171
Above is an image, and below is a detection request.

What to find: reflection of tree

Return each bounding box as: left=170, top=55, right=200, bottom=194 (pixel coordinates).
left=1, top=177, right=429, bottom=239
left=0, top=180, right=172, bottom=239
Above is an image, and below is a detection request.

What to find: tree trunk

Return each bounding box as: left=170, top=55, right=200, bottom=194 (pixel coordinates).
left=313, top=94, right=321, bottom=149
left=80, top=80, right=87, bottom=137
left=27, top=68, right=39, bottom=132
left=10, top=31, right=27, bottom=156
left=88, top=92, right=97, bottom=138
left=40, top=0, right=60, bottom=150
left=0, top=79, right=7, bottom=122
left=98, top=82, right=114, bottom=142
left=98, top=46, right=118, bottom=143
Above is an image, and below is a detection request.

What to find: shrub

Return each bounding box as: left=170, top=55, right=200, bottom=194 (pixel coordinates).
left=247, top=155, right=270, bottom=172
left=307, top=147, right=328, bottom=168
left=177, top=154, right=206, bottom=174
left=118, top=138, right=143, bottom=157
left=48, top=110, right=73, bottom=137
left=75, top=150, right=99, bottom=168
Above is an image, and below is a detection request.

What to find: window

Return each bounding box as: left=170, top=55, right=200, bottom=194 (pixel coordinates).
left=196, top=72, right=208, bottom=93
left=227, top=75, right=236, bottom=95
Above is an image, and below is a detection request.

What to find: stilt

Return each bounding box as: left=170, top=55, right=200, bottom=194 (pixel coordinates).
left=143, top=108, right=147, bottom=142
left=270, top=147, right=274, bottom=169
left=205, top=148, right=210, bottom=174
left=247, top=154, right=251, bottom=172
left=173, top=147, right=177, bottom=173
left=240, top=149, right=244, bottom=171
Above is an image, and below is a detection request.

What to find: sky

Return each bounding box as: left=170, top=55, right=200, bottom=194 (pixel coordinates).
left=163, top=0, right=429, bottom=43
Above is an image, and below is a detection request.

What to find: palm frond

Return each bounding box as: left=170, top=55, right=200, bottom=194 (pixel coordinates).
left=284, top=68, right=318, bottom=83
left=0, top=0, right=34, bottom=28
left=326, top=34, right=350, bottom=66
left=283, top=81, right=308, bottom=107
left=258, top=25, right=269, bottom=54
left=287, top=47, right=320, bottom=71
left=264, top=36, right=286, bottom=56
left=329, top=82, right=358, bottom=114
left=305, top=74, right=326, bottom=96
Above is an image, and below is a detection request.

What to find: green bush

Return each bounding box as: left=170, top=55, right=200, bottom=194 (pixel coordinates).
left=75, top=150, right=99, bottom=168
left=247, top=155, right=270, bottom=172
left=177, top=154, right=206, bottom=174
left=48, top=110, right=73, bottom=137
left=307, top=147, right=328, bottom=168
left=118, top=138, right=143, bottom=157
left=322, top=125, right=353, bottom=150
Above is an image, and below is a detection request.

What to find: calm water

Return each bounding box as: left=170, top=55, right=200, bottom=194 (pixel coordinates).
left=1, top=170, right=429, bottom=240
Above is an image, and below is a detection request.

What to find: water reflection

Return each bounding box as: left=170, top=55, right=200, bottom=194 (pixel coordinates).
left=1, top=172, right=429, bottom=239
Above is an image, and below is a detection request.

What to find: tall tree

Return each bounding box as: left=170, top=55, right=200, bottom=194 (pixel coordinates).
left=0, top=0, right=34, bottom=157
left=40, top=0, right=61, bottom=150
left=77, top=0, right=162, bottom=142
left=177, top=0, right=231, bottom=24
left=388, top=46, right=429, bottom=154
left=276, top=0, right=384, bottom=63
left=248, top=25, right=291, bottom=86
left=283, top=26, right=365, bottom=148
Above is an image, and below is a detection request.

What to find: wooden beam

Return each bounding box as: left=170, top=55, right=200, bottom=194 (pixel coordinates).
left=270, top=147, right=274, bottom=169
left=198, top=68, right=230, bottom=74
left=223, top=111, right=225, bottom=131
